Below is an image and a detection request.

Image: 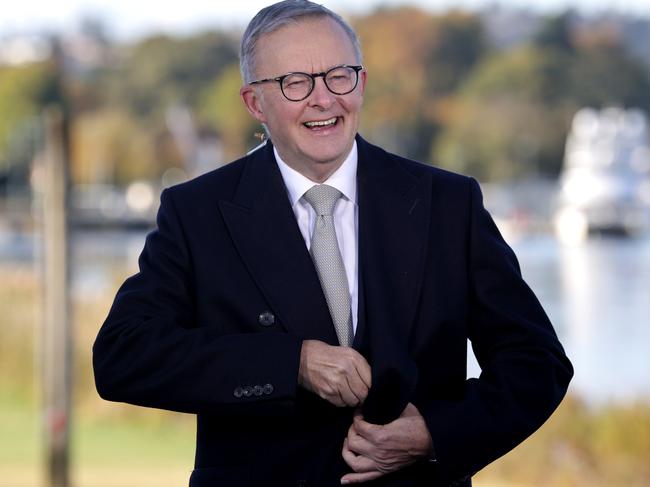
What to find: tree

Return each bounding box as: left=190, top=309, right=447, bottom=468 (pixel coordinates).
left=434, top=45, right=574, bottom=180
left=354, top=8, right=486, bottom=162
left=434, top=11, right=650, bottom=181
left=198, top=63, right=259, bottom=160
left=0, top=62, right=58, bottom=170
left=568, top=41, right=650, bottom=112
left=102, top=31, right=239, bottom=120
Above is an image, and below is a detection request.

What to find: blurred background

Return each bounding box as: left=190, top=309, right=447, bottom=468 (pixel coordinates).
left=1, top=0, right=649, bottom=486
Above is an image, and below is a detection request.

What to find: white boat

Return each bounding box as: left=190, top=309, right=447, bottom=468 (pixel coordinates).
left=555, top=107, right=650, bottom=244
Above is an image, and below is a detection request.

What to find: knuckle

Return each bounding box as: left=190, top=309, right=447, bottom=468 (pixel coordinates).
left=348, top=436, right=360, bottom=450
left=376, top=450, right=391, bottom=462
left=376, top=431, right=390, bottom=444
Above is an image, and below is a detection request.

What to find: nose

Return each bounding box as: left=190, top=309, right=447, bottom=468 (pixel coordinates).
left=308, top=76, right=335, bottom=109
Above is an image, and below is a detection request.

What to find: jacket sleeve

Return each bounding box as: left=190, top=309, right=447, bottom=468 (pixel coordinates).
left=414, top=177, right=573, bottom=485
left=92, top=188, right=303, bottom=416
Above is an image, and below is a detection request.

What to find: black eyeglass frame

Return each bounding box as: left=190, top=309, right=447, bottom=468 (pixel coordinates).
left=248, top=64, right=364, bottom=102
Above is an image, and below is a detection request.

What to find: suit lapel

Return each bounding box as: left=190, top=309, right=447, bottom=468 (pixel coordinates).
left=356, top=136, right=432, bottom=347
left=219, top=142, right=339, bottom=344
left=355, top=137, right=431, bottom=423
left=218, top=136, right=432, bottom=352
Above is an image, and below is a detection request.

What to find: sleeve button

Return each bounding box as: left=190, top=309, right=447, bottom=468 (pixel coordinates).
left=243, top=386, right=253, bottom=397
left=233, top=387, right=243, bottom=398
left=263, top=383, right=274, bottom=395
left=253, top=385, right=264, bottom=396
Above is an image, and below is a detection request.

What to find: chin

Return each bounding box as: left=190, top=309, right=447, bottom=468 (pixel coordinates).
left=304, top=140, right=352, bottom=164
left=306, top=150, right=346, bottom=166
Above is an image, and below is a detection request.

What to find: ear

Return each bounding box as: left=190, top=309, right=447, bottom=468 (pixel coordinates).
left=240, top=85, right=267, bottom=124
left=358, top=68, right=368, bottom=96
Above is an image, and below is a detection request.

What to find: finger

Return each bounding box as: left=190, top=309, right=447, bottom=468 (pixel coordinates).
left=401, top=402, right=418, bottom=417
left=346, top=427, right=375, bottom=456
left=354, top=356, right=372, bottom=389
left=338, top=381, right=362, bottom=407
left=345, top=375, right=367, bottom=405
left=319, top=383, right=347, bottom=407
left=328, top=393, right=347, bottom=408
left=341, top=470, right=384, bottom=484
left=338, top=350, right=370, bottom=402
left=353, top=414, right=382, bottom=441
left=341, top=438, right=377, bottom=472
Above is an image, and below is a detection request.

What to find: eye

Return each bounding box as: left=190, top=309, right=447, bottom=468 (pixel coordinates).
left=327, top=68, right=353, bottom=83
left=283, top=74, right=310, bottom=89
left=286, top=79, right=308, bottom=88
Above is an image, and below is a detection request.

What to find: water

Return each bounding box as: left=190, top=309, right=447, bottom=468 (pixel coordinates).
left=512, top=235, right=650, bottom=404
left=2, top=228, right=649, bottom=404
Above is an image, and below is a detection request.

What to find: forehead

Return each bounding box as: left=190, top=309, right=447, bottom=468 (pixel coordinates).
left=254, top=17, right=357, bottom=76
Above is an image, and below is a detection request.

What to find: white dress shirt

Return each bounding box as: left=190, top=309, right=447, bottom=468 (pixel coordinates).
left=274, top=143, right=359, bottom=334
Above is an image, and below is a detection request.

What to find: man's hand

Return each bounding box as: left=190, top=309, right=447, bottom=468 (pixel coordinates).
left=341, top=403, right=433, bottom=484
left=298, top=340, right=372, bottom=407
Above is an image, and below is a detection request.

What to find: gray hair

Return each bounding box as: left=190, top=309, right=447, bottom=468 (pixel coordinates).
left=240, top=0, right=362, bottom=84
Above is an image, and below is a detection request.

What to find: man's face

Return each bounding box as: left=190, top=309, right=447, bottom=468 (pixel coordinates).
left=240, top=17, right=366, bottom=181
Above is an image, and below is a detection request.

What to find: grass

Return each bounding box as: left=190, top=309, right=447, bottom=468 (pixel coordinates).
left=474, top=395, right=650, bottom=486
left=0, top=392, right=195, bottom=487
left=2, top=263, right=650, bottom=486
left=0, top=262, right=195, bottom=486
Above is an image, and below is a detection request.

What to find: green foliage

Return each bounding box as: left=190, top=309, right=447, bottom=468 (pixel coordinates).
left=434, top=12, right=650, bottom=181
left=534, top=12, right=575, bottom=53
left=0, top=62, right=57, bottom=168
left=2, top=9, right=650, bottom=184
left=66, top=31, right=239, bottom=184
left=356, top=8, right=486, bottom=161
left=568, top=42, right=650, bottom=111
left=108, top=31, right=239, bottom=119
left=198, top=63, right=259, bottom=158
left=435, top=46, right=575, bottom=179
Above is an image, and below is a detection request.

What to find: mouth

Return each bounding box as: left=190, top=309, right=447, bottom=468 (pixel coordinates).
left=303, top=116, right=340, bottom=130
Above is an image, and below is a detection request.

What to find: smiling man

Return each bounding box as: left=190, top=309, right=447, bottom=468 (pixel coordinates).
left=240, top=15, right=365, bottom=182
left=93, top=1, right=573, bottom=486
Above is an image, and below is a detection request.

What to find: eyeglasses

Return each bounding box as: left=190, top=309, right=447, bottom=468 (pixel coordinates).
left=249, top=65, right=363, bottom=102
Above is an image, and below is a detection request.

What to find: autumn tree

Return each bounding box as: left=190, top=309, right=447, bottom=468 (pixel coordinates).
left=434, top=11, right=650, bottom=181
left=354, top=7, right=486, bottom=162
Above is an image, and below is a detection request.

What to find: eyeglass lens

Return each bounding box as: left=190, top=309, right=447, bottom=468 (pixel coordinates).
left=281, top=66, right=358, bottom=101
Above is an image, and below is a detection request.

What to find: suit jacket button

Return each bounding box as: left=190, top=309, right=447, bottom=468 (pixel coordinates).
left=253, top=385, right=264, bottom=396
left=243, top=386, right=253, bottom=397
left=233, top=387, right=243, bottom=398
left=263, top=383, right=274, bottom=395
left=258, top=311, right=275, bottom=327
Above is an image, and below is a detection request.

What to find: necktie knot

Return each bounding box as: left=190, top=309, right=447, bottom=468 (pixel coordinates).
left=303, top=184, right=342, bottom=216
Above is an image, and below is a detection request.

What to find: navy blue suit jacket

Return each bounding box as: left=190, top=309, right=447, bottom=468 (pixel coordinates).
left=93, top=135, right=572, bottom=486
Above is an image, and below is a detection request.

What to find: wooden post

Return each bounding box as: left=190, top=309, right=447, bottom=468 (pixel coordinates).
left=41, top=106, right=72, bottom=487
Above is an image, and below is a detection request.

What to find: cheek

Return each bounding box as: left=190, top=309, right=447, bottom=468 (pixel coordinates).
left=268, top=103, right=303, bottom=126
left=341, top=95, right=364, bottom=115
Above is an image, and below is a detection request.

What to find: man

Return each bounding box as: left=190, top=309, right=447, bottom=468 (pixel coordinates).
left=93, top=1, right=573, bottom=486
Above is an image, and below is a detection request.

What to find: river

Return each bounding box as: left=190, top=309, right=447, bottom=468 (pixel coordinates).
left=2, top=227, right=649, bottom=405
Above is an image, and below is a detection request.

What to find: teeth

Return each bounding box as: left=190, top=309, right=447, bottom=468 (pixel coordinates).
left=304, top=117, right=337, bottom=127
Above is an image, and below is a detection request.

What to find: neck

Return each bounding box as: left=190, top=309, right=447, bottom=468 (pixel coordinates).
left=276, top=150, right=352, bottom=184
left=297, top=161, right=344, bottom=183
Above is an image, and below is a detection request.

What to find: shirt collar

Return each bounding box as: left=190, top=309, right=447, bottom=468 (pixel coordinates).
left=274, top=140, right=358, bottom=207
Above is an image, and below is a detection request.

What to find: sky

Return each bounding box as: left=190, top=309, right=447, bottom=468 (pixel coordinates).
left=2, top=0, right=649, bottom=40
